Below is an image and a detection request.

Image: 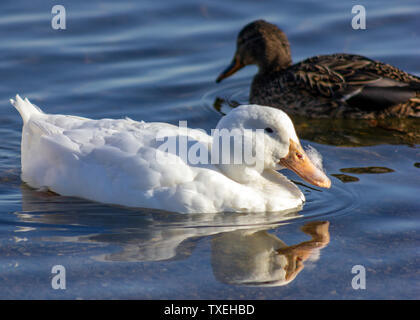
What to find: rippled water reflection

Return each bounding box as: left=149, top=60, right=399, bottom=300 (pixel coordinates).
left=0, top=0, right=419, bottom=299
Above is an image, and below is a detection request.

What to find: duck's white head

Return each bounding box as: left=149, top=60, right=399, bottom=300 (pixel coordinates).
left=214, top=105, right=331, bottom=188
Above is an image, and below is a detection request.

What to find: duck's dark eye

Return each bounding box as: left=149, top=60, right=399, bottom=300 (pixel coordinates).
left=265, top=127, right=274, bottom=133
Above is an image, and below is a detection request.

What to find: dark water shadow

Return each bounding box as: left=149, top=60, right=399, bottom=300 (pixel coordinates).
left=208, top=95, right=420, bottom=147
left=331, top=166, right=395, bottom=183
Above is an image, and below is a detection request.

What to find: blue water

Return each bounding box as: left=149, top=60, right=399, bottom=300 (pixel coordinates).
left=0, top=0, right=419, bottom=299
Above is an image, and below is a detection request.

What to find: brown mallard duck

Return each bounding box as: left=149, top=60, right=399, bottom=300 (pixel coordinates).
left=216, top=20, right=420, bottom=119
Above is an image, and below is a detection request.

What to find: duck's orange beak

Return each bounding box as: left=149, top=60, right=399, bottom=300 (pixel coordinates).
left=216, top=56, right=244, bottom=83
left=280, top=139, right=331, bottom=189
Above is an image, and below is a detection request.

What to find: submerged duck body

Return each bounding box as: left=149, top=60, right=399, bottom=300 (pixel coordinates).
left=11, top=95, right=330, bottom=214
left=217, top=20, right=420, bottom=119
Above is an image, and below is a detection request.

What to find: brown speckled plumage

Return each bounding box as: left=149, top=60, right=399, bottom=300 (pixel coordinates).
left=216, top=20, right=420, bottom=119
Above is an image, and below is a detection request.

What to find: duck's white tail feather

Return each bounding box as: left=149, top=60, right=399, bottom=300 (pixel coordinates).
left=10, top=94, right=43, bottom=124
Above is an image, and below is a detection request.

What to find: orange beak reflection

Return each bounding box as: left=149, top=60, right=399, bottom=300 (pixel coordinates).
left=216, top=56, right=244, bottom=83
left=280, top=139, right=331, bottom=189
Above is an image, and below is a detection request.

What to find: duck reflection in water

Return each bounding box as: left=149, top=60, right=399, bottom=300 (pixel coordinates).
left=211, top=221, right=330, bottom=286
left=17, top=185, right=330, bottom=287
left=212, top=97, right=420, bottom=147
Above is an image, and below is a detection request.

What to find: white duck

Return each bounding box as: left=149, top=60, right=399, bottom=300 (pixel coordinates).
left=11, top=95, right=330, bottom=214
